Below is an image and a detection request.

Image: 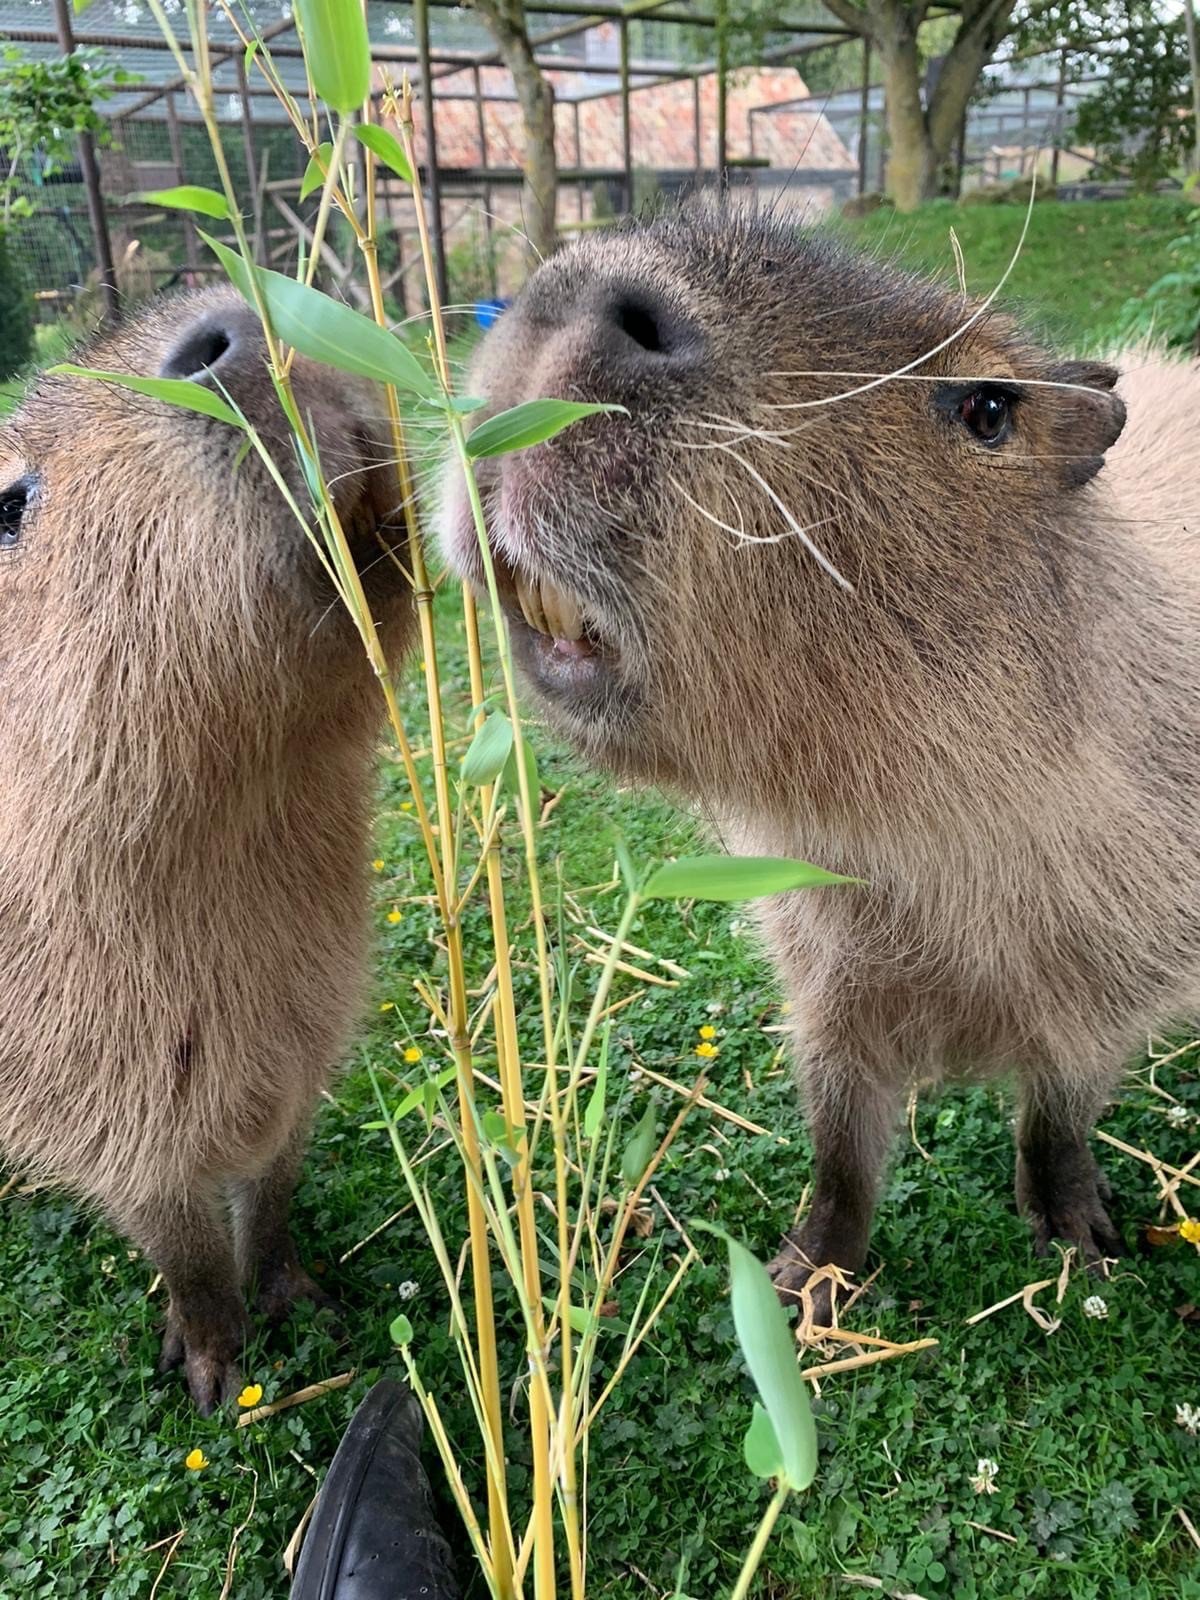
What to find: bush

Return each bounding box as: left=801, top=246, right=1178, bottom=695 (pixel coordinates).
left=0, top=228, right=34, bottom=381
left=1116, top=187, right=1200, bottom=352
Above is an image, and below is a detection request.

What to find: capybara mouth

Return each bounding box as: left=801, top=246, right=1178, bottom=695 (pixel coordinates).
left=491, top=549, right=616, bottom=700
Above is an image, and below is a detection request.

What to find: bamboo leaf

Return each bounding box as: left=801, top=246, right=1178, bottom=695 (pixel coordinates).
left=201, top=232, right=436, bottom=397
left=707, top=1227, right=818, bottom=1492
left=464, top=399, right=625, bottom=459
left=620, top=1099, right=657, bottom=1188
left=129, top=185, right=230, bottom=220
left=361, top=1064, right=457, bottom=1128
left=354, top=123, right=414, bottom=185
left=300, top=142, right=334, bottom=202
left=583, top=1023, right=611, bottom=1140
left=390, top=1313, right=414, bottom=1346
left=502, top=735, right=539, bottom=821
left=743, top=1403, right=784, bottom=1480
left=294, top=0, right=371, bottom=114
left=48, top=365, right=245, bottom=429
left=244, top=39, right=260, bottom=74
left=461, top=711, right=513, bottom=787
left=642, top=854, right=858, bottom=903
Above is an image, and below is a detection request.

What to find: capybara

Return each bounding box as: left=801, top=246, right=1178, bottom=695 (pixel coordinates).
left=441, top=209, right=1199, bottom=1318
left=0, top=291, right=413, bottom=1409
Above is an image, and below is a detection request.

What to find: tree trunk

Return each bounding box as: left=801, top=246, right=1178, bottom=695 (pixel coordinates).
left=471, top=0, right=557, bottom=261
left=877, top=12, right=937, bottom=209
left=1183, top=0, right=1200, bottom=177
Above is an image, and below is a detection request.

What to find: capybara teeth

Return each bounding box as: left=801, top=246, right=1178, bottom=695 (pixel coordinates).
left=539, top=582, right=584, bottom=641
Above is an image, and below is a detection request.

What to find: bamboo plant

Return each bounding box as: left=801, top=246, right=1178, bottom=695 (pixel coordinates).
left=56, top=0, right=830, bottom=1591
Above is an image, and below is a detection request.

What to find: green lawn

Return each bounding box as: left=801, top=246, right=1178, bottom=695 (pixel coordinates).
left=840, top=195, right=1191, bottom=349
left=1, top=202, right=1199, bottom=1600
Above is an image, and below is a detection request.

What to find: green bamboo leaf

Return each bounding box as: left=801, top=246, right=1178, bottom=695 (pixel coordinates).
left=48, top=365, right=245, bottom=429
left=620, top=1099, right=657, bottom=1189
left=294, top=0, right=371, bottom=114
left=461, top=712, right=514, bottom=787
left=482, top=1109, right=510, bottom=1144
left=712, top=1228, right=817, bottom=1492
left=583, top=1023, right=611, bottom=1140
left=743, top=1402, right=784, bottom=1480
left=130, top=185, right=229, bottom=220
left=465, top=399, right=626, bottom=460
left=502, top=735, right=539, bottom=820
left=244, top=39, right=260, bottom=74
left=642, top=855, right=858, bottom=903
left=354, top=123, right=414, bottom=185
left=361, top=1063, right=457, bottom=1128
left=201, top=232, right=436, bottom=397
left=390, top=1313, right=413, bottom=1346
left=300, top=142, right=334, bottom=202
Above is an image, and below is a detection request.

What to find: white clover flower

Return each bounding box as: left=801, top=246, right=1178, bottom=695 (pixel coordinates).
left=705, top=1001, right=725, bottom=1016
left=1082, top=1295, right=1109, bottom=1319
left=970, top=1457, right=999, bottom=1494
left=713, top=1167, right=731, bottom=1182
left=628, top=1067, right=643, bottom=1082
left=99, top=1254, right=116, bottom=1276
left=1166, top=1103, right=1191, bottom=1127
left=1176, top=1403, right=1200, bottom=1436
left=397, top=1280, right=420, bottom=1301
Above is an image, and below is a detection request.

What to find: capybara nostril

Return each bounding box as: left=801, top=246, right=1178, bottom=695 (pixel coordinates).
left=595, top=287, right=704, bottom=372
left=159, top=306, right=261, bottom=384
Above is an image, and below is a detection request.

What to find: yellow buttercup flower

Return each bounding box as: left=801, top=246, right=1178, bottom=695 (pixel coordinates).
left=698, top=1024, right=717, bottom=1041
left=695, top=1041, right=719, bottom=1060
left=237, top=1383, right=263, bottom=1409
left=404, top=1046, right=423, bottom=1064
left=372, top=858, right=385, bottom=872
left=184, top=1448, right=209, bottom=1471
left=1181, top=1217, right=1200, bottom=1245
left=379, top=1001, right=395, bottom=1013
left=386, top=909, right=402, bottom=925
left=400, top=801, right=414, bottom=812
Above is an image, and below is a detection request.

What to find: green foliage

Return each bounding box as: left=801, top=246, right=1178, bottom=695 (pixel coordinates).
left=1114, top=198, right=1200, bottom=351
left=1012, top=0, right=1196, bottom=189
left=0, top=228, right=33, bottom=383
left=0, top=45, right=136, bottom=224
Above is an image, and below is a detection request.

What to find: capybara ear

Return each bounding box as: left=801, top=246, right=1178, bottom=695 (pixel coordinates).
left=1045, top=361, right=1127, bottom=488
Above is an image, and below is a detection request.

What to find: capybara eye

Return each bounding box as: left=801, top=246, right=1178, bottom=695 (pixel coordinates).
left=0, top=476, right=34, bottom=549
left=959, top=388, right=1011, bottom=445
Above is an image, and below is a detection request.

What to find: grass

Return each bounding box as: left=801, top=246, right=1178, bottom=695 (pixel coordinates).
left=2, top=201, right=1199, bottom=1600
left=839, top=195, right=1194, bottom=350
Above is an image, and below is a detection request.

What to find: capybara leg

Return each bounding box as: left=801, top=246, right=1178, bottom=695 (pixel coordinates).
left=230, top=1123, right=333, bottom=1325
left=1015, top=1076, right=1123, bottom=1265
left=768, top=1052, right=903, bottom=1324
left=122, top=1187, right=246, bottom=1416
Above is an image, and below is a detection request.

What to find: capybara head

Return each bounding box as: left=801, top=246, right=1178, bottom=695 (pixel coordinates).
left=1, top=289, right=410, bottom=857
left=441, top=210, right=1128, bottom=826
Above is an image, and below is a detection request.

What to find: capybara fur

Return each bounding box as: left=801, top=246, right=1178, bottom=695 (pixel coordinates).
left=442, top=209, right=1200, bottom=1319
left=0, top=290, right=413, bottom=1409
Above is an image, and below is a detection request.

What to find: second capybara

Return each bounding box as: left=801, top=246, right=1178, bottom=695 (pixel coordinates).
left=0, top=291, right=414, bottom=1410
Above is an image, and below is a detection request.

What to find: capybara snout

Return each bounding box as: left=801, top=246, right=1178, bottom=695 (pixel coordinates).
left=0, top=292, right=415, bottom=1411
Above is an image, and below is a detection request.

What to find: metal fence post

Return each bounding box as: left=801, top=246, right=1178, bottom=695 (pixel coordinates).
left=51, top=0, right=119, bottom=322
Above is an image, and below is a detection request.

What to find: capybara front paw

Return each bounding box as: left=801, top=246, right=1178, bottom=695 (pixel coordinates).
left=254, top=1259, right=341, bottom=1331
left=766, top=1230, right=845, bottom=1329
left=1018, top=1156, right=1123, bottom=1266
left=159, top=1299, right=247, bottom=1416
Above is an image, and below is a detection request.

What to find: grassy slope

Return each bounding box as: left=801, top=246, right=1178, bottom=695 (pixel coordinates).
left=1, top=203, right=1199, bottom=1600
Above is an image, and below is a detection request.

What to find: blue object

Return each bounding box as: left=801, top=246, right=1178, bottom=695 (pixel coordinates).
left=474, top=298, right=509, bottom=329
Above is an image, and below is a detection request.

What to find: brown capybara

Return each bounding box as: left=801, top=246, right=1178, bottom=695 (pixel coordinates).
left=0, top=290, right=413, bottom=1410
left=441, top=209, right=1200, bottom=1319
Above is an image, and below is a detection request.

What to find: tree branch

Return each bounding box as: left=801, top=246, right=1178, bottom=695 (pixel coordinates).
left=820, top=0, right=872, bottom=38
